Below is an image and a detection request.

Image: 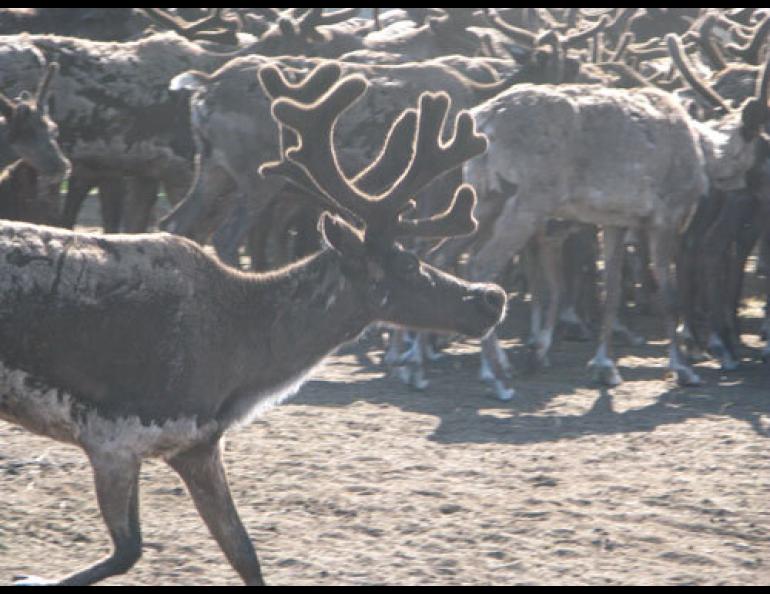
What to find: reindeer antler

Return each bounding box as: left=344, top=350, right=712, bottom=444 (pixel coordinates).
left=666, top=34, right=732, bottom=112
left=489, top=10, right=609, bottom=50
left=691, top=12, right=728, bottom=70
left=725, top=14, right=770, bottom=65
left=142, top=8, right=241, bottom=45
left=561, top=15, right=610, bottom=48
left=0, top=62, right=60, bottom=119
left=668, top=32, right=770, bottom=134
left=35, top=62, right=59, bottom=111
left=259, top=63, right=487, bottom=241
left=294, top=7, right=360, bottom=37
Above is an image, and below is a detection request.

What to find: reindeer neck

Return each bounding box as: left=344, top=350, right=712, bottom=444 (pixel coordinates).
left=237, top=249, right=372, bottom=375
left=695, top=113, right=757, bottom=191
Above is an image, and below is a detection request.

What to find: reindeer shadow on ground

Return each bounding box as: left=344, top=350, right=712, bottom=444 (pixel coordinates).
left=295, top=320, right=770, bottom=446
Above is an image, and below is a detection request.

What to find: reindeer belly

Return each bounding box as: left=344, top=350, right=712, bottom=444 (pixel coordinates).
left=0, top=360, right=219, bottom=459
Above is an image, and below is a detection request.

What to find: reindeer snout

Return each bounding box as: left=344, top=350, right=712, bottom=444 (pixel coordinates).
left=38, top=154, right=71, bottom=185
left=473, top=284, right=507, bottom=322
left=484, top=286, right=506, bottom=313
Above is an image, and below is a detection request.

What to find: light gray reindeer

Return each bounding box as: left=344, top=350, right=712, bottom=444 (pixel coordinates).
left=0, top=63, right=506, bottom=586
left=458, top=33, right=770, bottom=401
left=0, top=62, right=70, bottom=225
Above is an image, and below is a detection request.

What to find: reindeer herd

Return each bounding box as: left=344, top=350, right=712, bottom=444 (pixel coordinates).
left=0, top=7, right=768, bottom=586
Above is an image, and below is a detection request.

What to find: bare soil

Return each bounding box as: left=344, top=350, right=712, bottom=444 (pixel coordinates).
left=1, top=278, right=768, bottom=585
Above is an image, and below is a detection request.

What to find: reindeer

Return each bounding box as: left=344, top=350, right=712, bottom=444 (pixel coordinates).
left=0, top=62, right=69, bottom=225
left=660, top=25, right=770, bottom=371
left=159, top=54, right=526, bottom=266
left=0, top=8, right=148, bottom=41
left=0, top=63, right=506, bottom=586
left=449, top=33, right=770, bottom=401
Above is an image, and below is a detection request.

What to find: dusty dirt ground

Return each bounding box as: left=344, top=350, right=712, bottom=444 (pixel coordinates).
left=1, top=279, right=769, bottom=585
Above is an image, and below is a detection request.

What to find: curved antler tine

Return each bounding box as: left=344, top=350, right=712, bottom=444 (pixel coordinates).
left=353, top=109, right=418, bottom=195
left=755, top=46, right=770, bottom=107
left=259, top=62, right=342, bottom=102
left=142, top=7, right=239, bottom=43
left=397, top=185, right=479, bottom=239
left=35, top=62, right=59, bottom=110
left=610, top=31, right=634, bottom=62
left=666, top=34, right=731, bottom=112
left=696, top=12, right=728, bottom=70
left=598, top=62, right=655, bottom=89
left=488, top=13, right=538, bottom=49
left=318, top=8, right=360, bottom=27
left=259, top=158, right=344, bottom=213
left=565, top=7, right=579, bottom=30
left=589, top=33, right=603, bottom=63
left=727, top=14, right=770, bottom=65
left=297, top=7, right=324, bottom=33
left=269, top=75, right=376, bottom=222
left=381, top=92, right=487, bottom=215
left=189, top=8, right=228, bottom=32
left=272, top=76, right=367, bottom=139
left=737, top=40, right=770, bottom=136
left=562, top=15, right=610, bottom=48
left=141, top=8, right=185, bottom=33
left=605, top=7, right=639, bottom=38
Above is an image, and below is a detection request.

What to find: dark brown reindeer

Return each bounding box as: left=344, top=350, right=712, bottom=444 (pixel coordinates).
left=0, top=62, right=70, bottom=225
left=662, top=26, right=770, bottom=370
left=0, top=63, right=505, bottom=586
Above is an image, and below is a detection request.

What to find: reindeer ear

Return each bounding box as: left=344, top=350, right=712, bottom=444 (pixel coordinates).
left=318, top=213, right=365, bottom=258
left=741, top=97, right=769, bottom=137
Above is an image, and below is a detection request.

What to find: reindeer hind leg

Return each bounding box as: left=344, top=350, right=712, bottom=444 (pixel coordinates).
left=16, top=450, right=142, bottom=586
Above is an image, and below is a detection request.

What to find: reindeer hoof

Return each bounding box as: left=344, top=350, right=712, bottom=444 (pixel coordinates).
left=14, top=575, right=58, bottom=586
left=483, top=377, right=515, bottom=402
left=719, top=356, right=741, bottom=373
left=493, top=384, right=516, bottom=402
left=673, top=368, right=702, bottom=387
left=393, top=365, right=429, bottom=391
left=614, top=328, right=645, bottom=347
left=409, top=372, right=429, bottom=392
left=589, top=363, right=623, bottom=387
left=686, top=348, right=710, bottom=364
left=526, top=347, right=549, bottom=373
left=561, top=322, right=592, bottom=343
left=761, top=348, right=769, bottom=364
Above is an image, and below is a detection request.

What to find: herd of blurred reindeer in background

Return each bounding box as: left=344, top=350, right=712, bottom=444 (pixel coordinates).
left=1, top=7, right=770, bottom=585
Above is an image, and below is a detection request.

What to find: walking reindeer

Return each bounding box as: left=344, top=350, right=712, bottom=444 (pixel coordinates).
left=0, top=63, right=506, bottom=585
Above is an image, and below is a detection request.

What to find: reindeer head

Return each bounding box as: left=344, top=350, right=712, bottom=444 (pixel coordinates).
left=0, top=63, right=70, bottom=183
left=258, top=63, right=507, bottom=338
left=667, top=34, right=770, bottom=191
